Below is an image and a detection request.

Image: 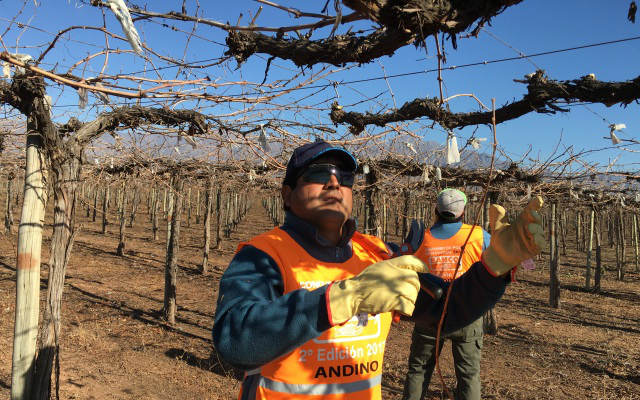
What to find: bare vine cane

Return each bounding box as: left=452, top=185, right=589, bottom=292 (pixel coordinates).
left=433, top=99, right=500, bottom=399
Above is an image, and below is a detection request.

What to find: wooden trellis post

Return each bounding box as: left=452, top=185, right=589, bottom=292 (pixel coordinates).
left=163, top=173, right=183, bottom=326
left=128, top=185, right=139, bottom=227
left=185, top=186, right=192, bottom=228
left=585, top=207, right=595, bottom=289
left=4, top=171, right=14, bottom=234
left=215, top=185, right=222, bottom=249
left=549, top=202, right=560, bottom=308
left=576, top=211, right=582, bottom=252
left=195, top=188, right=201, bottom=225
left=616, top=207, right=626, bottom=281
left=382, top=195, right=388, bottom=242
left=559, top=209, right=567, bottom=256
left=364, top=166, right=379, bottom=236
left=152, top=186, right=159, bottom=241
left=116, top=182, right=127, bottom=256
left=633, top=213, right=639, bottom=272
left=201, top=176, right=213, bottom=274
left=92, top=185, right=99, bottom=222
left=401, top=188, right=410, bottom=241
left=594, top=209, right=602, bottom=292
left=101, top=185, right=110, bottom=234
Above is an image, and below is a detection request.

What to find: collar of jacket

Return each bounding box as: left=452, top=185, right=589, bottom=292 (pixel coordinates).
left=280, top=211, right=357, bottom=263
left=430, top=220, right=463, bottom=240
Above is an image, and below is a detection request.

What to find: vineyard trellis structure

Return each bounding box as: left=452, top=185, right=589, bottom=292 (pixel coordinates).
left=1, top=1, right=639, bottom=399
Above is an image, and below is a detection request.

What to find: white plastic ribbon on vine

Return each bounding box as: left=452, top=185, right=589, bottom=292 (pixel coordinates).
left=422, top=165, right=431, bottom=184
left=469, top=137, right=487, bottom=150
left=446, top=131, right=460, bottom=164
left=609, top=123, right=625, bottom=145
left=77, top=87, right=88, bottom=109
left=362, top=164, right=370, bottom=175
left=405, top=142, right=417, bottom=154
left=94, top=82, right=110, bottom=104
left=435, top=167, right=442, bottom=181
left=2, top=62, right=10, bottom=79
left=258, top=124, right=270, bottom=152
left=107, top=0, right=144, bottom=55
left=12, top=53, right=32, bottom=75
left=43, top=95, right=52, bottom=116
left=179, top=133, right=197, bottom=149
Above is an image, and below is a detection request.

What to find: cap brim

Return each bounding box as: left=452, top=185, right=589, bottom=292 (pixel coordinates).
left=310, top=147, right=358, bottom=171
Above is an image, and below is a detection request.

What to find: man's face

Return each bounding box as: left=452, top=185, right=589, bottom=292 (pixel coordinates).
left=282, top=155, right=354, bottom=228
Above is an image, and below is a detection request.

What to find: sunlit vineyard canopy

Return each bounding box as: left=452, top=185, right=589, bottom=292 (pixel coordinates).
left=0, top=0, right=639, bottom=201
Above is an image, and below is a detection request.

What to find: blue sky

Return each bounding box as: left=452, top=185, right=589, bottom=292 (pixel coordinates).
left=1, top=1, right=639, bottom=175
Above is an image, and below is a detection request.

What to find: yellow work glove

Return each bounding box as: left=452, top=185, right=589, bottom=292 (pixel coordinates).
left=482, top=196, right=546, bottom=276
left=327, top=255, right=427, bottom=326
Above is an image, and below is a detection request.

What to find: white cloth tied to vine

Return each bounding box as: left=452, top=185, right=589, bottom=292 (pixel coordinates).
left=446, top=132, right=460, bottom=164
left=107, top=0, right=144, bottom=55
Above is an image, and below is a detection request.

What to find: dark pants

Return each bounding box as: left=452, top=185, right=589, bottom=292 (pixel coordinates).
left=402, top=317, right=483, bottom=400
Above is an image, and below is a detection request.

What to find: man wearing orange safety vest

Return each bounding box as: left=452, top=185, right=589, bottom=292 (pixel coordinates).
left=212, top=140, right=545, bottom=400
left=401, top=189, right=489, bottom=400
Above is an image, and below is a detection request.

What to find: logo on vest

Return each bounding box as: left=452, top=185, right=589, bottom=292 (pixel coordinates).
left=314, top=314, right=381, bottom=344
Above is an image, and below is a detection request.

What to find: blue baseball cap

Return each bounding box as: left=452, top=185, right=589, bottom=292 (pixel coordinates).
left=283, top=140, right=358, bottom=187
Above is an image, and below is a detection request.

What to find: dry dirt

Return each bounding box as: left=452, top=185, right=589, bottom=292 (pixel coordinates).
left=1, top=197, right=639, bottom=399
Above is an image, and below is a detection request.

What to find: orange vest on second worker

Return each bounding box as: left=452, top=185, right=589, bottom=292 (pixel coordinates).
left=414, top=224, right=484, bottom=281
left=236, top=227, right=392, bottom=400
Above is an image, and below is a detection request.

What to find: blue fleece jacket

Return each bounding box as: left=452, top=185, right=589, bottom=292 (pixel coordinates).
left=212, top=212, right=507, bottom=371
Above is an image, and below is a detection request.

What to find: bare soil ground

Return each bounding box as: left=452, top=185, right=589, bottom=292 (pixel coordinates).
left=1, top=197, right=639, bottom=399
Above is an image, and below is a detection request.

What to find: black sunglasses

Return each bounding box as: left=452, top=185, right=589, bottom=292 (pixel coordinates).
left=299, top=163, right=355, bottom=188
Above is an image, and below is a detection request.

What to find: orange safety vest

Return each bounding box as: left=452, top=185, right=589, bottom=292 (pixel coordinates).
left=236, top=227, right=392, bottom=400
left=414, top=224, right=484, bottom=281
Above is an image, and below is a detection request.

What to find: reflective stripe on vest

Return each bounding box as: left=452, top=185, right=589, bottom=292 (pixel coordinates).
left=236, top=228, right=391, bottom=400
left=257, top=374, right=382, bottom=396
left=414, top=224, right=484, bottom=281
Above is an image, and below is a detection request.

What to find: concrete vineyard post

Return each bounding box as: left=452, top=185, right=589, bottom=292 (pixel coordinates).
left=11, top=130, right=48, bottom=400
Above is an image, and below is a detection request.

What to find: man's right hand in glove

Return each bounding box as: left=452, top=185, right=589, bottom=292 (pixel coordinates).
left=482, top=196, right=546, bottom=276
left=326, top=255, right=427, bottom=326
